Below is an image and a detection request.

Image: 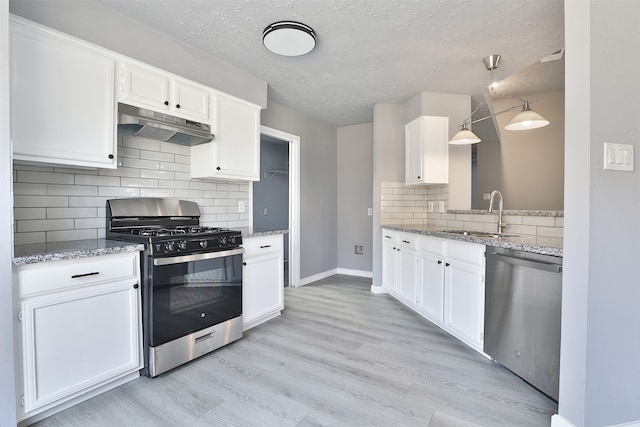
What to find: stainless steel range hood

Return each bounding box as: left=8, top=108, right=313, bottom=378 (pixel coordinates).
left=117, top=103, right=213, bottom=146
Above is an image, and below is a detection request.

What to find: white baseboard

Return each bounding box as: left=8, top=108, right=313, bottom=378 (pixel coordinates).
left=370, top=285, right=388, bottom=294
left=607, top=421, right=640, bottom=427
left=551, top=414, right=575, bottom=427
left=297, top=269, right=338, bottom=286
left=335, top=268, right=372, bottom=278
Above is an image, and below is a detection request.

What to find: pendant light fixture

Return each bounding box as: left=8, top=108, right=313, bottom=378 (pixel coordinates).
left=504, top=99, right=550, bottom=130
left=448, top=122, right=481, bottom=145
left=263, top=21, right=316, bottom=57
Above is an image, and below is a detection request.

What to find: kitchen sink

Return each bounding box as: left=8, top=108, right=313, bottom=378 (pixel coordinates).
left=440, top=230, right=519, bottom=239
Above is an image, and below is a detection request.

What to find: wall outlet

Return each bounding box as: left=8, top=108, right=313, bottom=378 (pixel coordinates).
left=263, top=207, right=268, bottom=216
left=438, top=201, right=445, bottom=213
left=238, top=200, right=245, bottom=213
left=428, top=201, right=434, bottom=212
left=367, top=208, right=373, bottom=216
left=354, top=245, right=364, bottom=255
left=483, top=193, right=491, bottom=200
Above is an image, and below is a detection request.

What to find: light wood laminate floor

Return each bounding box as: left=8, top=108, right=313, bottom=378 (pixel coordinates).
left=32, top=275, right=557, bottom=427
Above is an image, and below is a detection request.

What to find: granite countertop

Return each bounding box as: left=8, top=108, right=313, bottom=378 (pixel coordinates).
left=448, top=209, right=563, bottom=217
left=13, top=239, right=145, bottom=266
left=383, top=225, right=563, bottom=257
left=240, top=228, right=289, bottom=239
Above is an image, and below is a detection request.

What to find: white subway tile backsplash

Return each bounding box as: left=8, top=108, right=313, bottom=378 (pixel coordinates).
left=47, top=229, right=97, bottom=243
left=69, top=196, right=111, bottom=207
left=14, top=232, right=46, bottom=245
left=124, top=137, right=161, bottom=152
left=175, top=154, right=190, bottom=164
left=522, top=216, right=556, bottom=227
left=75, top=175, right=121, bottom=187
left=47, top=207, right=97, bottom=219
left=17, top=171, right=74, bottom=185
left=139, top=188, right=176, bottom=198
left=14, top=196, right=68, bottom=208
left=13, top=183, right=47, bottom=195
left=140, top=169, right=175, bottom=180
left=160, top=142, right=190, bottom=155
left=117, top=147, right=140, bottom=159
left=17, top=219, right=74, bottom=233
left=98, top=186, right=140, bottom=197
left=74, top=218, right=104, bottom=229
left=48, top=184, right=98, bottom=196
left=14, top=208, right=46, bottom=220
left=122, top=157, right=160, bottom=170
left=160, top=162, right=190, bottom=172
left=120, top=177, right=159, bottom=188
left=140, top=150, right=174, bottom=162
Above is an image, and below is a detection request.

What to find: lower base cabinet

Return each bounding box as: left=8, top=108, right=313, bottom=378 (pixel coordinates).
left=15, top=252, right=143, bottom=423
left=242, top=234, right=284, bottom=330
left=382, top=229, right=486, bottom=354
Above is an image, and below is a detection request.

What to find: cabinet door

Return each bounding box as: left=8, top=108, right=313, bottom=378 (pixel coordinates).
left=242, top=238, right=284, bottom=330
left=418, top=251, right=445, bottom=323
left=405, top=116, right=449, bottom=185
left=21, top=280, right=141, bottom=414
left=381, top=238, right=398, bottom=294
left=172, top=79, right=210, bottom=122
left=191, top=92, right=260, bottom=181
left=117, top=60, right=170, bottom=112
left=398, top=247, right=418, bottom=306
left=444, top=261, right=485, bottom=349
left=10, top=18, right=117, bottom=168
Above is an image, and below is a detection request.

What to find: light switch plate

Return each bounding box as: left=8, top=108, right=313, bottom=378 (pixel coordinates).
left=438, top=201, right=445, bottom=213
left=604, top=142, right=634, bottom=171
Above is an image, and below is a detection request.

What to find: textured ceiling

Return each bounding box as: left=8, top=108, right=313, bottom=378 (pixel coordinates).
left=98, top=0, right=564, bottom=127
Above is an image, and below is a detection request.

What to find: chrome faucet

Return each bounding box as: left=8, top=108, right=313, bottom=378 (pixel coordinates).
left=488, top=190, right=505, bottom=234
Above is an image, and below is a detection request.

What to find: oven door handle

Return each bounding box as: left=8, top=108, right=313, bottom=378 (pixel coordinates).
left=153, top=248, right=245, bottom=266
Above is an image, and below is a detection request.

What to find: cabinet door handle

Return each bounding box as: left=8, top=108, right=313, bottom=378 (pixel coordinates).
left=437, top=260, right=442, bottom=264
left=164, top=101, right=169, bottom=106
left=445, top=262, right=450, bottom=267
left=242, top=262, right=247, bottom=266
left=216, top=166, right=221, bottom=171
left=401, top=240, right=410, bottom=244
left=417, top=176, right=421, bottom=179
left=176, top=104, right=181, bottom=109
left=71, top=271, right=99, bottom=279
left=259, top=245, right=272, bottom=249
left=133, top=283, right=139, bottom=289
left=108, top=154, right=114, bottom=159
left=384, top=235, right=391, bottom=239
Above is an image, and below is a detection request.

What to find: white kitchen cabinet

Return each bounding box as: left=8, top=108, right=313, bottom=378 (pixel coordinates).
left=381, top=229, right=486, bottom=354
left=10, top=16, right=118, bottom=169
left=117, top=60, right=211, bottom=123
left=417, top=237, right=446, bottom=324
left=242, top=234, right=284, bottom=330
left=443, top=240, right=486, bottom=351
left=397, top=233, right=419, bottom=306
left=381, top=230, right=398, bottom=294
left=405, top=116, right=449, bottom=185
left=15, top=252, right=142, bottom=421
left=191, top=91, right=261, bottom=181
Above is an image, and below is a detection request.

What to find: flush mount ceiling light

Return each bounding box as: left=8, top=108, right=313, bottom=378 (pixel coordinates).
left=262, top=21, right=316, bottom=56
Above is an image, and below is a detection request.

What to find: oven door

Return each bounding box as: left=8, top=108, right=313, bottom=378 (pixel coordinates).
left=149, top=248, right=243, bottom=347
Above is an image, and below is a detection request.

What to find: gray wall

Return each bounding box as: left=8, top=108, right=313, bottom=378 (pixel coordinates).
left=372, top=104, right=405, bottom=287
left=9, top=0, right=267, bottom=108
left=1, top=2, right=17, bottom=425
left=561, top=1, right=640, bottom=426
left=337, top=123, right=373, bottom=273
left=477, top=91, right=565, bottom=210
left=261, top=101, right=337, bottom=280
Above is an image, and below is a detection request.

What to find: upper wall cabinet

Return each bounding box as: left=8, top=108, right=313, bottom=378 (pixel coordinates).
left=117, top=60, right=211, bottom=123
left=191, top=92, right=261, bottom=181
left=405, top=116, right=449, bottom=185
left=10, top=16, right=118, bottom=169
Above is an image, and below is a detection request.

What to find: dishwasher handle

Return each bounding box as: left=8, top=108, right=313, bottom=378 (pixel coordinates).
left=486, top=251, right=563, bottom=273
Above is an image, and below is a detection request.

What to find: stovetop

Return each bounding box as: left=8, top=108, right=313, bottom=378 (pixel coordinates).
left=108, top=227, right=242, bottom=256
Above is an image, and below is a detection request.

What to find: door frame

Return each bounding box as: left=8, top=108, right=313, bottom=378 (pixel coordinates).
left=250, top=125, right=300, bottom=287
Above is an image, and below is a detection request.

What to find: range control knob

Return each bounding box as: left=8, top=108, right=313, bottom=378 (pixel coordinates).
left=199, top=240, right=208, bottom=248
left=177, top=240, right=188, bottom=251
left=164, top=241, right=175, bottom=253
left=219, top=236, right=228, bottom=246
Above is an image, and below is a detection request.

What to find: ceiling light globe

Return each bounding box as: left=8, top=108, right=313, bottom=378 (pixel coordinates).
left=263, top=21, right=316, bottom=57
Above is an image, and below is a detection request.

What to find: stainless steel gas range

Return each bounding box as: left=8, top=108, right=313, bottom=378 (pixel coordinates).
left=106, top=198, right=244, bottom=377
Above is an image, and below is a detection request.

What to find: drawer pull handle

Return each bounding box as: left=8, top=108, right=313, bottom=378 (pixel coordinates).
left=71, top=271, right=99, bottom=279
left=402, top=240, right=410, bottom=244
left=260, top=245, right=272, bottom=248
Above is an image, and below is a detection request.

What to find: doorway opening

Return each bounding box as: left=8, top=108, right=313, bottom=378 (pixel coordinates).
left=251, top=126, right=300, bottom=287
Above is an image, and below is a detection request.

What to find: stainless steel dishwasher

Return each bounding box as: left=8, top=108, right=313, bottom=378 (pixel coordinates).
left=484, top=246, right=562, bottom=401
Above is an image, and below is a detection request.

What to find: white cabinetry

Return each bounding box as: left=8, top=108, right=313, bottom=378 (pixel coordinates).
left=15, top=252, right=142, bottom=421
left=381, top=229, right=486, bottom=354
left=405, top=116, right=449, bottom=185
left=242, top=234, right=284, bottom=330
left=117, top=60, right=211, bottom=123
left=381, top=230, right=419, bottom=306
left=10, top=16, right=117, bottom=168
left=191, top=92, right=261, bottom=181
left=443, top=240, right=486, bottom=351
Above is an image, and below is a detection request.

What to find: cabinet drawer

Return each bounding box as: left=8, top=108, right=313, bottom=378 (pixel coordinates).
left=18, top=252, right=139, bottom=298
left=447, top=241, right=485, bottom=266
left=243, top=235, right=283, bottom=258
left=397, top=232, right=418, bottom=250
left=382, top=229, right=397, bottom=243
left=419, top=236, right=445, bottom=255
